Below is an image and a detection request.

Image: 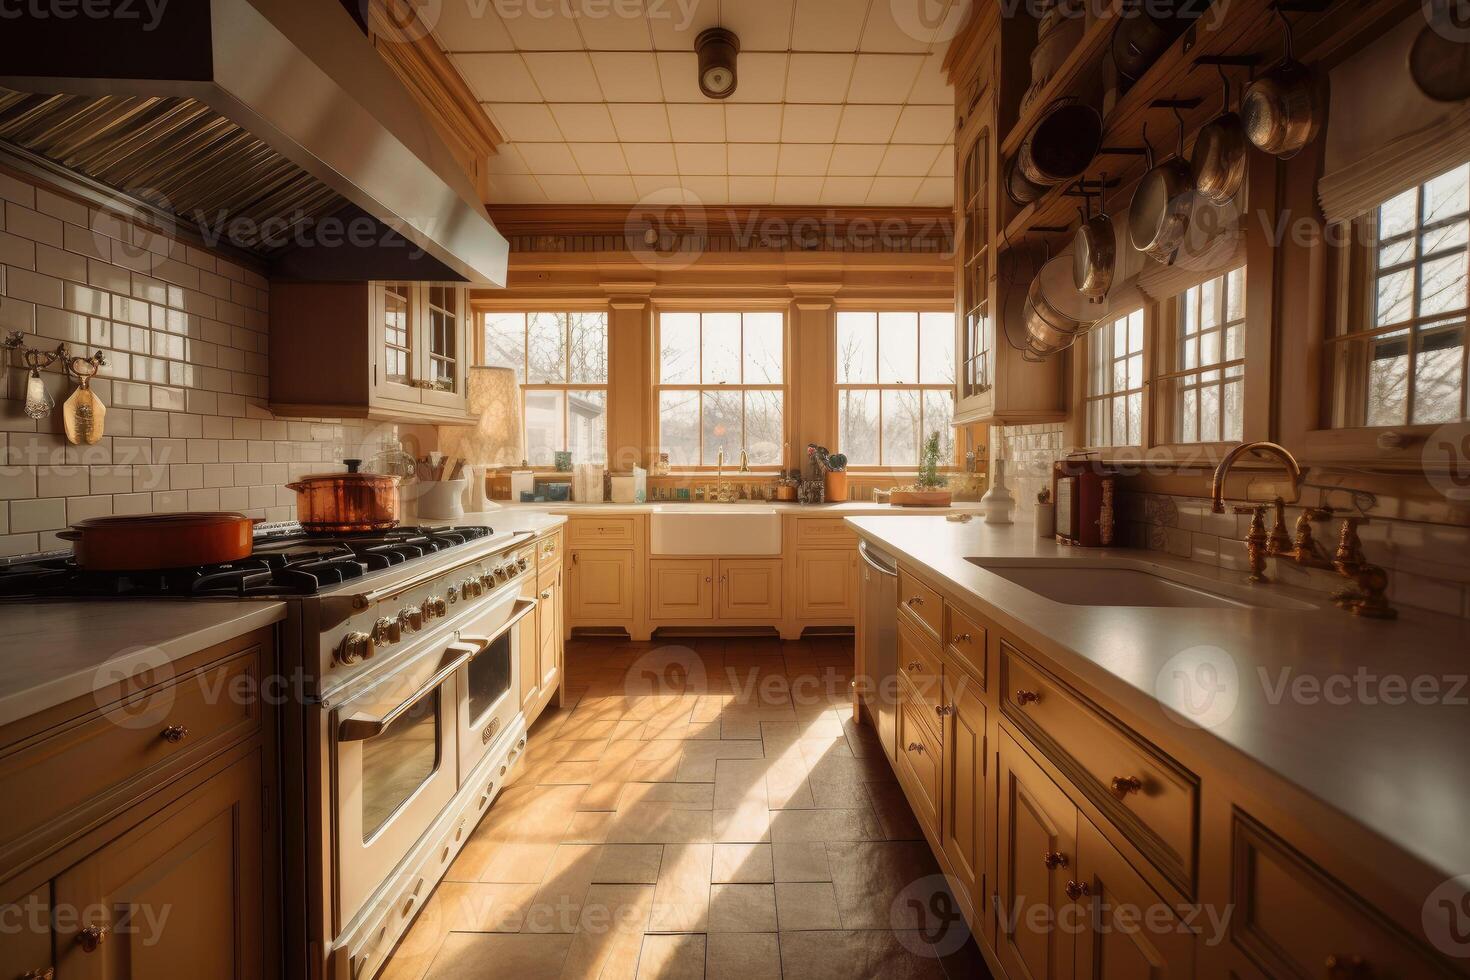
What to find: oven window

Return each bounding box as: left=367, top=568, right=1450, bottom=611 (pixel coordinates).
left=360, top=688, right=441, bottom=841
left=466, top=633, right=512, bottom=725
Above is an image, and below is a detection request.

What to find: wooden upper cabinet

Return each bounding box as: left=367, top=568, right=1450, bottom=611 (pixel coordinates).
left=952, top=36, right=1065, bottom=426
left=270, top=281, right=471, bottom=424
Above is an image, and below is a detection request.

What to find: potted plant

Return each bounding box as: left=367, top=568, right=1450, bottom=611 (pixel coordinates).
left=890, top=432, right=953, bottom=507
left=824, top=453, right=849, bottom=502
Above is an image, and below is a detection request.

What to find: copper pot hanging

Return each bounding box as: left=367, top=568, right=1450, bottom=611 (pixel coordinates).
left=285, top=459, right=401, bottom=534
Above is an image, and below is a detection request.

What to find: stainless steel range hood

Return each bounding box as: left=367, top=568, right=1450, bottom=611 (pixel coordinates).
left=0, top=0, right=508, bottom=285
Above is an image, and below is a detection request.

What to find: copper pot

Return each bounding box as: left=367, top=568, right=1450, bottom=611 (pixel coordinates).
left=285, top=459, right=401, bottom=534
left=57, top=512, right=259, bottom=569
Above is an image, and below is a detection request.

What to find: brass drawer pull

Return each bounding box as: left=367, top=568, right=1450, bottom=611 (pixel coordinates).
left=1110, top=775, right=1143, bottom=799
left=907, top=742, right=925, bottom=753
left=1064, top=880, right=1090, bottom=901
left=952, top=632, right=972, bottom=644
left=906, top=660, right=922, bottom=672
left=935, top=703, right=954, bottom=717
left=906, top=595, right=925, bottom=606
left=22, top=970, right=54, bottom=979
left=1043, top=851, right=1068, bottom=870
left=76, top=925, right=108, bottom=953
left=160, top=724, right=189, bottom=744
left=1015, top=689, right=1040, bottom=706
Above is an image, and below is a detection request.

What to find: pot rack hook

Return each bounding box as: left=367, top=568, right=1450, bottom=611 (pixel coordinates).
left=1218, top=64, right=1232, bottom=113
left=1273, top=3, right=1295, bottom=60
left=1140, top=122, right=1155, bottom=169
left=1172, top=103, right=1186, bottom=157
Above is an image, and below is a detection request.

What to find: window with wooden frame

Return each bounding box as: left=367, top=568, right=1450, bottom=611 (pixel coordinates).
left=655, top=310, right=784, bottom=468
left=1328, top=162, right=1469, bottom=429
left=1157, top=267, right=1247, bottom=444
left=481, top=311, right=609, bottom=466
left=835, top=310, right=956, bottom=467
left=1083, top=308, right=1145, bottom=447
left=383, top=283, right=413, bottom=386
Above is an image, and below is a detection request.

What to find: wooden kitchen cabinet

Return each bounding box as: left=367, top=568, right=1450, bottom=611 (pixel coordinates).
left=52, top=752, right=265, bottom=980
left=0, top=886, right=52, bottom=980
left=1074, top=817, right=1194, bottom=979
left=269, top=280, right=471, bottom=424
left=940, top=656, right=987, bottom=924
left=536, top=573, right=562, bottom=702
left=996, top=728, right=1078, bottom=980
left=649, top=559, right=714, bottom=621
left=568, top=549, right=635, bottom=623
left=794, top=550, right=856, bottom=620
left=718, top=560, right=781, bottom=621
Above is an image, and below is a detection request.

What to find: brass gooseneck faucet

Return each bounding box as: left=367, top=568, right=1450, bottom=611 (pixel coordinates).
left=1209, top=441, right=1395, bottom=619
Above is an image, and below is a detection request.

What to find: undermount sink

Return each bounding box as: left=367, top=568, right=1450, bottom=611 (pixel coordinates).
left=966, top=557, right=1318, bottom=611
left=649, top=505, right=782, bottom=556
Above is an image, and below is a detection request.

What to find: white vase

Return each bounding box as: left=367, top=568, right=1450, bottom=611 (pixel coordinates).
left=981, top=459, right=1015, bottom=525
left=1035, top=501, right=1056, bottom=538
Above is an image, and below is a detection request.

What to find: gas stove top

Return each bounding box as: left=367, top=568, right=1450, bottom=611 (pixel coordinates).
left=0, top=522, right=500, bottom=599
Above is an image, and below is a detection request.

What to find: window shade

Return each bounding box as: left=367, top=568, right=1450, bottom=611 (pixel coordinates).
left=1318, top=13, right=1470, bottom=225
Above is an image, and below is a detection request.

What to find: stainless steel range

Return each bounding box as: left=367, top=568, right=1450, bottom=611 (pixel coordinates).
left=0, top=521, right=547, bottom=980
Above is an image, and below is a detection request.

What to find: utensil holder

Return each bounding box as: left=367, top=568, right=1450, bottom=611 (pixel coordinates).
left=418, top=479, right=466, bottom=520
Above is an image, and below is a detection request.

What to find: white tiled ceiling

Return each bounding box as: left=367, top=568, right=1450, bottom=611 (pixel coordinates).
left=431, top=0, right=958, bottom=207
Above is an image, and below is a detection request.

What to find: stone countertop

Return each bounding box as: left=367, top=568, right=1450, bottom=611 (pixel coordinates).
left=470, top=501, right=984, bottom=515
left=0, top=599, right=287, bottom=728
left=846, top=514, right=1470, bottom=884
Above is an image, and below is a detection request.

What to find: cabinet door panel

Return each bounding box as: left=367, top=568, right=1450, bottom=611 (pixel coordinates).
left=373, top=282, right=421, bottom=406
left=796, top=550, right=856, bottom=620
left=1075, top=817, right=1194, bottom=979
left=0, top=887, right=52, bottom=980
left=54, top=753, right=264, bottom=980
left=942, top=661, right=986, bottom=921
left=538, top=576, right=561, bottom=693
left=649, top=559, right=714, bottom=620
left=718, top=560, right=781, bottom=620
left=569, top=551, right=634, bottom=622
left=419, top=285, right=466, bottom=412
left=997, top=729, right=1077, bottom=980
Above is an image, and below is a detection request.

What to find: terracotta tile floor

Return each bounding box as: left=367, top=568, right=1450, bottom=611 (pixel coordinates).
left=381, top=637, right=988, bottom=980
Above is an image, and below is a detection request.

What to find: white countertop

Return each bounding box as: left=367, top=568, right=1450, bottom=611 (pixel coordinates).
left=846, top=515, right=1470, bottom=883
left=477, top=501, right=984, bottom=515
left=0, top=599, right=287, bottom=728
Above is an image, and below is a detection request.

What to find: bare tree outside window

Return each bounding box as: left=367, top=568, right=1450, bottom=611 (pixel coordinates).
left=836, top=311, right=955, bottom=467
left=1330, top=163, right=1469, bottom=428
left=482, top=311, right=609, bottom=465
left=656, top=311, right=784, bottom=468
left=1084, top=309, right=1145, bottom=447
left=1168, top=268, right=1246, bottom=444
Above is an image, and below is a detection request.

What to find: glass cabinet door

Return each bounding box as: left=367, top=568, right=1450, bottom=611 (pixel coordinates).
left=959, top=123, right=993, bottom=407
left=376, top=281, right=421, bottom=404
left=420, top=285, right=465, bottom=410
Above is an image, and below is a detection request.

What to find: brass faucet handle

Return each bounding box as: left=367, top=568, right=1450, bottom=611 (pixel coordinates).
left=1303, top=505, right=1335, bottom=521
left=1232, top=503, right=1267, bottom=516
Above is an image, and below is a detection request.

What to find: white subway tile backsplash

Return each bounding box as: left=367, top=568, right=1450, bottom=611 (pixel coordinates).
left=66, top=494, right=113, bottom=522
left=11, top=497, right=65, bottom=532
left=36, top=465, right=89, bottom=498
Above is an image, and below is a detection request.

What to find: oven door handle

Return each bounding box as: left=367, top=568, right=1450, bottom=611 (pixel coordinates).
left=457, top=597, right=537, bottom=660
left=337, top=642, right=479, bottom=742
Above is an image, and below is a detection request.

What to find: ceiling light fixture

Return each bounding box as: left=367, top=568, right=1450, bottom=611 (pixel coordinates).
left=695, top=27, right=740, bottom=100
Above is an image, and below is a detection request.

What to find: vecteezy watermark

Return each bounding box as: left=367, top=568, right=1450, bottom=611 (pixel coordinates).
left=1424, top=421, right=1470, bottom=503
left=994, top=894, right=1234, bottom=946
left=1424, top=875, right=1470, bottom=958
left=92, top=644, right=178, bottom=729
left=625, top=643, right=709, bottom=697
left=0, top=896, right=173, bottom=947
left=891, top=874, right=975, bottom=957
left=1422, top=0, right=1470, bottom=43
left=1155, top=645, right=1240, bottom=730
left=1257, top=666, right=1469, bottom=707
left=626, top=188, right=709, bottom=272
left=361, top=0, right=443, bottom=43
left=0, top=0, right=171, bottom=32
left=890, top=0, right=974, bottom=44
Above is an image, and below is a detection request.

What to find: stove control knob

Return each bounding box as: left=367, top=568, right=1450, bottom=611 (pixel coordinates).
left=516, top=556, right=530, bottom=573
left=431, top=596, right=447, bottom=617
left=336, top=631, right=374, bottom=666
left=469, top=578, right=484, bottom=597
left=372, top=617, right=400, bottom=646
left=479, top=572, right=495, bottom=589
left=447, top=585, right=459, bottom=604
left=399, top=607, right=422, bottom=633
left=420, top=597, right=439, bottom=622
left=494, top=564, right=510, bottom=583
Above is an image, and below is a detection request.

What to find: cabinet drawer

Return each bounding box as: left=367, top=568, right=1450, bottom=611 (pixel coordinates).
left=0, top=643, right=262, bottom=871
left=537, top=530, right=561, bottom=572
left=897, top=679, right=941, bottom=833
left=568, top=519, right=635, bottom=547
left=1231, top=812, right=1453, bottom=978
left=897, top=565, right=942, bottom=637
left=943, top=603, right=987, bottom=688
left=795, top=518, right=857, bottom=548
left=897, top=616, right=943, bottom=733
left=1001, top=641, right=1198, bottom=894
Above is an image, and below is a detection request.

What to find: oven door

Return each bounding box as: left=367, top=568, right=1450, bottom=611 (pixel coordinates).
left=331, top=638, right=474, bottom=926
left=457, top=596, right=536, bottom=778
